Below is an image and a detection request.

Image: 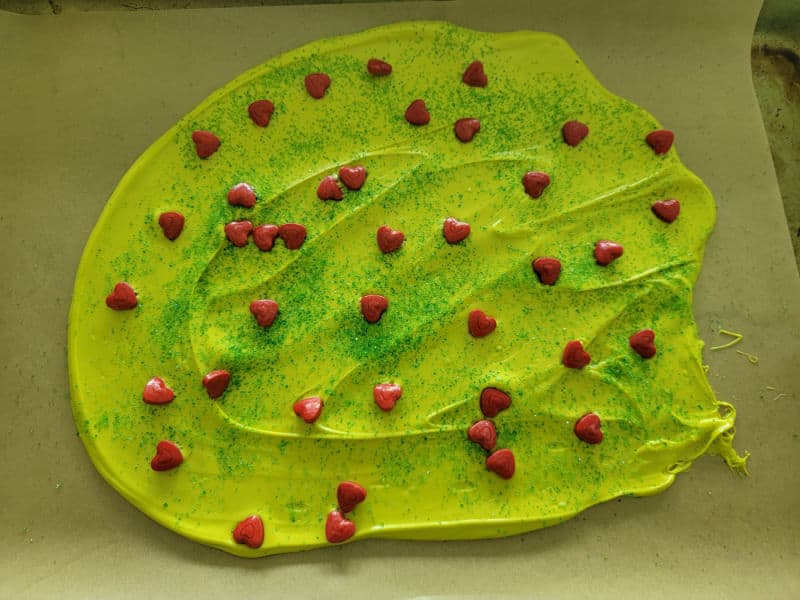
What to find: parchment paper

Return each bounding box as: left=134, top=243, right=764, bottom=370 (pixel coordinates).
left=1, top=1, right=798, bottom=598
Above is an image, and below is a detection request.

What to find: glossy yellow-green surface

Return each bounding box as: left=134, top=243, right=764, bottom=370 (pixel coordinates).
left=69, top=22, right=746, bottom=557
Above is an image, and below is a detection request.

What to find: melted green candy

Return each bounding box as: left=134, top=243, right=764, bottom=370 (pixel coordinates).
left=69, top=22, right=746, bottom=557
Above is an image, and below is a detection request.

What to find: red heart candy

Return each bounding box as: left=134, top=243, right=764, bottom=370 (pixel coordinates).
left=376, top=226, right=405, bottom=254
left=233, top=515, right=264, bottom=549
left=339, top=166, right=367, bottom=190
left=191, top=130, right=220, bottom=159
left=305, top=72, right=331, bottom=99
left=227, top=183, right=257, bottom=208
left=225, top=220, right=253, bottom=247
left=562, top=340, right=591, bottom=369
left=278, top=223, right=307, bottom=250
left=532, top=257, right=562, bottom=285
left=594, top=240, right=624, bottom=266
left=522, top=171, right=551, bottom=199
left=150, top=440, right=183, bottom=471
left=574, top=413, right=603, bottom=444
left=367, top=58, right=392, bottom=76
left=248, top=99, right=274, bottom=127
left=293, top=396, right=323, bottom=423
left=253, top=224, right=279, bottom=251
left=646, top=129, right=674, bottom=155
left=158, top=211, right=185, bottom=241
left=373, top=383, right=402, bottom=412
left=317, top=176, right=343, bottom=201
left=142, top=377, right=175, bottom=405
left=249, top=299, right=279, bottom=328
left=361, top=294, right=388, bottom=323
left=468, top=420, right=497, bottom=451
left=462, top=60, right=488, bottom=87
left=486, top=448, right=515, bottom=479
left=651, top=199, right=681, bottom=223
left=468, top=309, right=496, bottom=338
left=562, top=120, right=588, bottom=146
left=442, top=217, right=470, bottom=244
left=202, top=369, right=230, bottom=399
left=629, top=329, right=657, bottom=358
left=325, top=509, right=355, bottom=544
left=454, top=118, right=481, bottom=142
left=106, top=282, right=138, bottom=310
left=480, top=387, right=511, bottom=418
left=405, top=99, right=430, bottom=125
left=337, top=481, right=367, bottom=513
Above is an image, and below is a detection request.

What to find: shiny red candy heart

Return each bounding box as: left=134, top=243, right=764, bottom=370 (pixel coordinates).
left=337, top=481, right=367, bottom=513
left=253, top=224, right=279, bottom=251
left=468, top=420, right=497, bottom=451
left=376, top=226, right=405, bottom=253
left=338, top=166, right=367, bottom=190
left=373, top=383, right=402, bottom=411
left=202, top=369, right=230, bottom=399
left=150, top=440, right=183, bottom=471
left=532, top=257, right=562, bottom=285
left=248, top=99, right=274, bottom=127
left=249, top=299, right=279, bottom=328
left=462, top=60, right=488, bottom=87
left=480, top=387, right=511, bottom=418
left=522, top=171, right=551, bottom=199
left=317, top=176, right=343, bottom=201
left=562, top=340, right=591, bottom=369
left=305, top=72, right=331, bottom=99
left=629, top=329, right=657, bottom=358
left=325, top=510, right=355, bottom=544
left=361, top=294, right=388, bottom=323
left=293, top=396, right=323, bottom=423
left=278, top=223, right=307, bottom=250
left=594, top=240, right=624, bottom=266
left=227, top=182, right=257, bottom=208
left=486, top=448, right=515, bottom=479
left=405, top=99, right=430, bottom=125
left=442, top=217, right=470, bottom=244
left=468, top=309, right=496, bottom=338
left=233, top=515, right=264, bottom=549
left=652, top=199, right=681, bottom=223
left=191, top=130, right=220, bottom=158
left=106, top=282, right=137, bottom=310
left=225, top=220, right=253, bottom=247
left=142, top=377, right=175, bottom=405
left=454, top=118, right=481, bottom=142
left=646, top=129, right=674, bottom=155
left=562, top=120, right=588, bottom=146
left=367, top=58, right=392, bottom=76
left=574, top=413, right=603, bottom=444
left=158, top=211, right=184, bottom=241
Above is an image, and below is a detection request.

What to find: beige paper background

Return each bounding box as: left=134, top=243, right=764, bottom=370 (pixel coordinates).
left=1, top=1, right=798, bottom=598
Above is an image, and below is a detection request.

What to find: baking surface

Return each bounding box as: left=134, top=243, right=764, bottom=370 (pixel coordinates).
left=1, top=0, right=798, bottom=597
